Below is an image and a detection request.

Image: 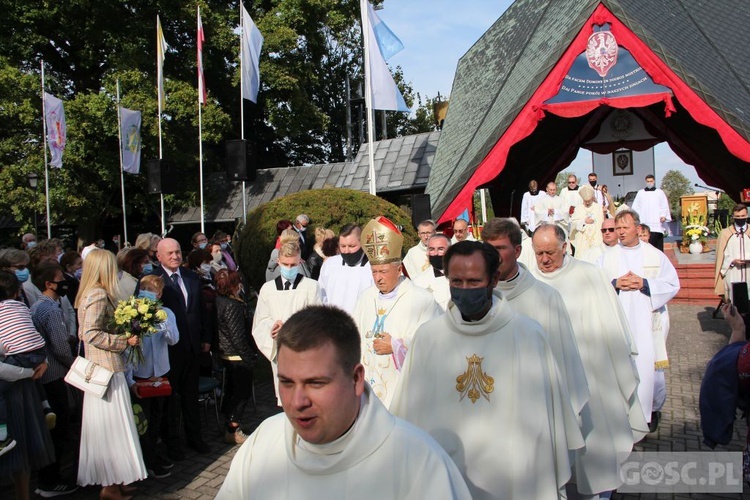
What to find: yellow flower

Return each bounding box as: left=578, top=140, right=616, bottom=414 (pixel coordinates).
left=155, top=310, right=168, bottom=322
left=137, top=304, right=149, bottom=315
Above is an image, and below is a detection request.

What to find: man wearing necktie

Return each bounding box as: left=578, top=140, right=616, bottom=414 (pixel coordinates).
left=150, top=238, right=212, bottom=459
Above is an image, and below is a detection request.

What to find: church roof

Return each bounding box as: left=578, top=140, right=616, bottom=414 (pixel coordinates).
left=427, top=0, right=750, bottom=221
left=169, top=131, right=439, bottom=224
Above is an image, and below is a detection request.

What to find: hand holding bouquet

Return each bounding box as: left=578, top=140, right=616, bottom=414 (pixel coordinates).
left=111, top=296, right=168, bottom=366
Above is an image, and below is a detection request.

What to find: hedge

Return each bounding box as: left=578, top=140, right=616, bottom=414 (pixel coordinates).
left=235, top=188, right=418, bottom=289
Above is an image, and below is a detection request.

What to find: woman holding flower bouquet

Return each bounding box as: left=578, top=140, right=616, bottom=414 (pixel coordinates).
left=75, top=249, right=146, bottom=500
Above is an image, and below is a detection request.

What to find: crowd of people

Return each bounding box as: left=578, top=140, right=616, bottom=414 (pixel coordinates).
left=3, top=172, right=750, bottom=498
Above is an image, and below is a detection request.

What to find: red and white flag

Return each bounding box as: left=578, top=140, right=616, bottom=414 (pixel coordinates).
left=197, top=7, right=206, bottom=104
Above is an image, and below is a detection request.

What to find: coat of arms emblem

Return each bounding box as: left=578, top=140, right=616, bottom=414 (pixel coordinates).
left=586, top=30, right=618, bottom=78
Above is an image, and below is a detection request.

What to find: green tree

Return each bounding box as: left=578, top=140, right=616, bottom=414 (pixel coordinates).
left=660, top=169, right=694, bottom=220
left=555, top=170, right=577, bottom=194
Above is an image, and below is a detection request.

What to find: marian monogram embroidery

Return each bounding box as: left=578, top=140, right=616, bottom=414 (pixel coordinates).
left=456, top=354, right=494, bottom=403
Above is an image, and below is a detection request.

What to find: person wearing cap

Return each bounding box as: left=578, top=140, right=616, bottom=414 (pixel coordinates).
left=569, top=184, right=604, bottom=256
left=352, top=217, right=440, bottom=407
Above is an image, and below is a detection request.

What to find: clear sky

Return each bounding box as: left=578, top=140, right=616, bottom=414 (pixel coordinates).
left=376, top=0, right=716, bottom=191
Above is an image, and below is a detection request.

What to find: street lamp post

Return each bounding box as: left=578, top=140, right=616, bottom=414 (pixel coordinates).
left=27, top=172, right=38, bottom=237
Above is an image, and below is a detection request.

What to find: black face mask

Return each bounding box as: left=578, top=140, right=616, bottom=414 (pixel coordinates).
left=735, top=218, right=747, bottom=228
left=428, top=254, right=444, bottom=271
left=341, top=248, right=364, bottom=266
left=589, top=180, right=597, bottom=187
left=529, top=189, right=538, bottom=196
left=53, top=280, right=69, bottom=298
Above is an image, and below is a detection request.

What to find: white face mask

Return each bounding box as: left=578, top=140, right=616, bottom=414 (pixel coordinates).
left=646, top=182, right=655, bottom=188
left=199, top=263, right=212, bottom=274
left=212, top=252, right=222, bottom=264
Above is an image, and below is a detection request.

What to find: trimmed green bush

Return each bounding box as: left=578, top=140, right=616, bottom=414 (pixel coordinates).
left=236, top=188, right=417, bottom=289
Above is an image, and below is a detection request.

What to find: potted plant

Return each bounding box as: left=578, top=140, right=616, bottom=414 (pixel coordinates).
left=681, top=209, right=709, bottom=254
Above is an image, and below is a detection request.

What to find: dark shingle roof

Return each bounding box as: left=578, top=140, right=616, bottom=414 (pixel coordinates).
left=169, top=131, right=439, bottom=224
left=427, top=0, right=750, bottom=220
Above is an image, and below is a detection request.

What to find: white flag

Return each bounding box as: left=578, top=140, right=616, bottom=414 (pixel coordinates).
left=241, top=6, right=263, bottom=103
left=44, top=92, right=66, bottom=168
left=362, top=1, right=409, bottom=112
left=120, top=107, right=142, bottom=174
left=157, top=15, right=169, bottom=111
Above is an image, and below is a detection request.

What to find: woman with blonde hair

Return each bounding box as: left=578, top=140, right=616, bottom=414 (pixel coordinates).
left=306, top=227, right=334, bottom=280
left=75, top=249, right=146, bottom=499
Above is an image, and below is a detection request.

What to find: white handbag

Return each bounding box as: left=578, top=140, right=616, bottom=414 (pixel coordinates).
left=64, top=356, right=113, bottom=399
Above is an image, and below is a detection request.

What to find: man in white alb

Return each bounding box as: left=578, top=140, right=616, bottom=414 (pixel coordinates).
left=534, top=182, right=566, bottom=231
left=520, top=179, right=546, bottom=233
left=483, top=218, right=589, bottom=426
left=559, top=174, right=583, bottom=227
left=631, top=174, right=671, bottom=251
left=587, top=172, right=609, bottom=213
left=391, top=240, right=584, bottom=500
left=577, top=217, right=618, bottom=263
left=717, top=204, right=750, bottom=302
left=353, top=216, right=439, bottom=407
left=217, top=305, right=471, bottom=500
left=531, top=224, right=649, bottom=498
left=598, top=209, right=679, bottom=430
left=450, top=218, right=476, bottom=244
left=318, top=223, right=373, bottom=314
left=403, top=219, right=435, bottom=279
left=253, top=241, right=322, bottom=405
left=413, top=234, right=451, bottom=311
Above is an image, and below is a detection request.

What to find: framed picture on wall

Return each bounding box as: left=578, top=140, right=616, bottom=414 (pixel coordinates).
left=612, top=149, right=633, bottom=176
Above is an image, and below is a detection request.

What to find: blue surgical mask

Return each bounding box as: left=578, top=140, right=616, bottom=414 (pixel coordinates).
left=450, top=286, right=492, bottom=319
left=15, top=268, right=30, bottom=284
left=74, top=268, right=83, bottom=280
left=199, top=242, right=208, bottom=249
left=142, top=263, right=154, bottom=276
left=138, top=290, right=158, bottom=301
left=279, top=265, right=299, bottom=282
left=26, top=241, right=37, bottom=249
left=220, top=242, right=228, bottom=250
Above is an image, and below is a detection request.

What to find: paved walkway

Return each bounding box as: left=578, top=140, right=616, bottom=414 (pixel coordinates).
left=5, top=304, right=750, bottom=499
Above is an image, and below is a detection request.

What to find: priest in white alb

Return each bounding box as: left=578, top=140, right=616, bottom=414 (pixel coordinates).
left=631, top=174, right=671, bottom=251
left=217, top=305, right=471, bottom=500
left=318, top=223, right=373, bottom=314
left=352, top=216, right=440, bottom=407
left=253, top=241, right=322, bottom=404
left=412, top=233, right=451, bottom=311
left=720, top=204, right=750, bottom=302
left=599, top=209, right=680, bottom=427
left=483, top=218, right=589, bottom=423
left=391, top=240, right=584, bottom=500
left=403, top=219, right=435, bottom=279
left=531, top=224, right=649, bottom=497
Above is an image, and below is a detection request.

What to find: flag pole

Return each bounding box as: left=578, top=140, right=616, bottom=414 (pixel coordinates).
left=239, top=2, right=247, bottom=224
left=157, top=15, right=166, bottom=236
left=40, top=60, right=52, bottom=238
left=361, top=0, right=377, bottom=196
left=197, top=6, right=205, bottom=234
left=116, top=79, right=129, bottom=245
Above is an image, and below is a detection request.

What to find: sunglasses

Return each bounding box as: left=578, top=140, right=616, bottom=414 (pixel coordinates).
left=601, top=228, right=616, bottom=233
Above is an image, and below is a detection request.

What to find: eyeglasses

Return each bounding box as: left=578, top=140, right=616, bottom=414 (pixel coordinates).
left=567, top=181, right=576, bottom=184
left=600, top=228, right=616, bottom=233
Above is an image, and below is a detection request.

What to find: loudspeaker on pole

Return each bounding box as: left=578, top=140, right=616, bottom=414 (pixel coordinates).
left=411, top=194, right=432, bottom=228
left=225, top=139, right=256, bottom=182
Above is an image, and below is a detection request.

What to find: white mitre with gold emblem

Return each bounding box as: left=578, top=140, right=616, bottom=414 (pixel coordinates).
left=361, top=216, right=404, bottom=265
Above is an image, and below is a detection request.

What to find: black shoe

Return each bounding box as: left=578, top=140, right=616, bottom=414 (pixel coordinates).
left=649, top=411, right=661, bottom=433
left=36, top=481, right=79, bottom=498
left=187, top=439, right=211, bottom=454
left=147, top=464, right=172, bottom=479
left=167, top=447, right=186, bottom=462
left=157, top=455, right=174, bottom=470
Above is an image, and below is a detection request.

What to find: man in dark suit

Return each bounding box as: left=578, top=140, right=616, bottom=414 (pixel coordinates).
left=294, top=214, right=312, bottom=261
left=153, top=238, right=212, bottom=459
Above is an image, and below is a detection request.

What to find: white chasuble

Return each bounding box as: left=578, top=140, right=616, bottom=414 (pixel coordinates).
left=252, top=276, right=322, bottom=403
left=413, top=267, right=451, bottom=311
left=216, top=386, right=471, bottom=500
left=403, top=242, right=429, bottom=279
left=532, top=256, right=649, bottom=494
left=353, top=278, right=439, bottom=407
left=391, top=291, right=583, bottom=500
left=570, top=202, right=604, bottom=254
left=721, top=229, right=750, bottom=301
left=600, top=242, right=679, bottom=420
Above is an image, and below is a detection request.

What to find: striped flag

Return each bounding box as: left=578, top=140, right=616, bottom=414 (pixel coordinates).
left=119, top=107, right=142, bottom=174
left=157, top=15, right=168, bottom=111
left=241, top=5, right=263, bottom=103
left=361, top=0, right=409, bottom=112
left=197, top=7, right=207, bottom=104
left=44, top=92, right=66, bottom=168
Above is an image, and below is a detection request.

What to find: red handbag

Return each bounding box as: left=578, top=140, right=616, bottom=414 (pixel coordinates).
left=134, top=377, right=172, bottom=398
